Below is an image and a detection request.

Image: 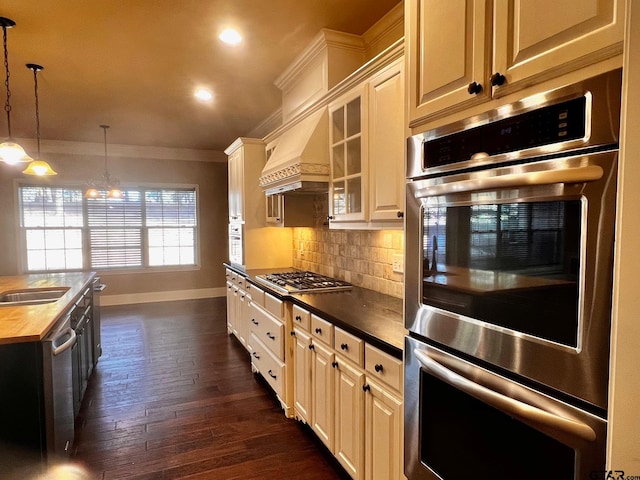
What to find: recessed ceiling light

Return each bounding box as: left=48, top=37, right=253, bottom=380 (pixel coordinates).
left=219, top=28, right=242, bottom=45
left=194, top=88, right=213, bottom=102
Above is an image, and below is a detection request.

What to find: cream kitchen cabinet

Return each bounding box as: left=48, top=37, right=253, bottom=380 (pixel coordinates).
left=225, top=270, right=252, bottom=350
left=407, top=0, right=625, bottom=127
left=329, top=84, right=368, bottom=225
left=290, top=305, right=404, bottom=480
left=248, top=291, right=292, bottom=415
left=226, top=138, right=266, bottom=227
left=328, top=56, right=405, bottom=229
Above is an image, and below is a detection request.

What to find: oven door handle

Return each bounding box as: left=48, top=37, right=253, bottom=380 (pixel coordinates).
left=414, top=349, right=597, bottom=442
left=421, top=164, right=603, bottom=196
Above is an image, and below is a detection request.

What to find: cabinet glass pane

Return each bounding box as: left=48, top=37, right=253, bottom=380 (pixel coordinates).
left=347, top=177, right=362, bottom=213
left=333, top=181, right=346, bottom=215
left=333, top=145, right=345, bottom=179
left=347, top=138, right=361, bottom=176
left=332, top=107, right=345, bottom=143
left=346, top=97, right=361, bottom=137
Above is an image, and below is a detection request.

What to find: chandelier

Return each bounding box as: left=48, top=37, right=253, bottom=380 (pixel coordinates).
left=85, top=125, right=122, bottom=199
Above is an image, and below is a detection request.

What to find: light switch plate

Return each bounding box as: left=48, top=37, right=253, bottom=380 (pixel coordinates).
left=392, top=254, right=403, bottom=273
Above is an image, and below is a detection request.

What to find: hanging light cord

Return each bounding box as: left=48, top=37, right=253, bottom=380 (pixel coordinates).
left=101, top=124, right=109, bottom=175
left=2, top=23, right=12, bottom=137
left=32, top=66, right=41, bottom=156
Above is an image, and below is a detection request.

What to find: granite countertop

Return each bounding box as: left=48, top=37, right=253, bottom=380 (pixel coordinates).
left=227, top=264, right=405, bottom=358
left=0, top=272, right=96, bottom=345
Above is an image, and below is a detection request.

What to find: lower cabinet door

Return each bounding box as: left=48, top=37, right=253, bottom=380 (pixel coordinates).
left=293, top=328, right=312, bottom=423
left=365, top=378, right=403, bottom=480
left=334, top=357, right=366, bottom=480
left=311, top=341, right=335, bottom=451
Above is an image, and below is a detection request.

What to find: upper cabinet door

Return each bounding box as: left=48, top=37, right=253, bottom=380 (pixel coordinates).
left=329, top=84, right=369, bottom=224
left=228, top=149, right=244, bottom=222
left=492, top=0, right=625, bottom=97
left=368, top=59, right=405, bottom=223
left=407, top=0, right=491, bottom=127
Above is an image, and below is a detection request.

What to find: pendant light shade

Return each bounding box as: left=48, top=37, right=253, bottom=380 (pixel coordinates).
left=85, top=125, right=122, bottom=199
left=23, top=63, right=57, bottom=176
left=0, top=17, right=32, bottom=165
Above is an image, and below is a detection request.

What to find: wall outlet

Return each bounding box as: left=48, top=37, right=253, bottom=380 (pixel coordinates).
left=392, top=254, right=404, bottom=274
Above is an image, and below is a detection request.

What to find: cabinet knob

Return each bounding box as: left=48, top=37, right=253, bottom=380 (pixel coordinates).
left=490, top=72, right=506, bottom=86
left=331, top=361, right=339, bottom=368
left=327, top=215, right=334, bottom=221
left=268, top=370, right=277, bottom=380
left=467, top=81, right=483, bottom=95
left=374, top=364, right=384, bottom=373
left=251, top=319, right=259, bottom=325
left=266, top=332, right=275, bottom=340
left=252, top=351, right=260, bottom=360
left=396, top=211, right=404, bottom=218
left=295, top=315, right=301, bottom=322
left=340, top=343, right=348, bottom=351
left=309, top=344, right=315, bottom=351
left=275, top=218, right=281, bottom=222
left=290, top=331, right=296, bottom=337
left=362, top=384, right=371, bottom=393
left=315, top=327, right=322, bottom=334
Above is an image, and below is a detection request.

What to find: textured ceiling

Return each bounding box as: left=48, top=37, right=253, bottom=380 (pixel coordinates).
left=0, top=0, right=400, bottom=152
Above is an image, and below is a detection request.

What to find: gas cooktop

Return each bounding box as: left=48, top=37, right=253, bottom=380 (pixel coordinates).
left=254, top=271, right=352, bottom=294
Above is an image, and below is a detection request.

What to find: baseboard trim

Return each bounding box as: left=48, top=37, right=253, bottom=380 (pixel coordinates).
left=101, top=287, right=226, bottom=306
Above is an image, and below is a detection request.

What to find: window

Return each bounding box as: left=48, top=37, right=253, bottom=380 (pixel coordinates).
left=19, top=185, right=198, bottom=272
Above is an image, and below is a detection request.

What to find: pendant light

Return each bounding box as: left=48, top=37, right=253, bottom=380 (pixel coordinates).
left=85, top=125, right=122, bottom=199
left=22, top=63, right=57, bottom=176
left=0, top=17, right=32, bottom=165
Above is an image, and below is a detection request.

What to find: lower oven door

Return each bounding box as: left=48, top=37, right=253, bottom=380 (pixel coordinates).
left=404, top=336, right=606, bottom=480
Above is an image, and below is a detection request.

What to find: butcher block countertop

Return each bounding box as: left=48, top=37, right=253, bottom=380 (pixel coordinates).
left=0, top=272, right=95, bottom=345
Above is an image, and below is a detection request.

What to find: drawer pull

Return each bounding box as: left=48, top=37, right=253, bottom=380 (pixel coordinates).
left=374, top=364, right=384, bottom=373
left=315, top=327, right=322, bottom=334
left=290, top=331, right=296, bottom=337
left=252, top=352, right=260, bottom=360
left=251, top=319, right=259, bottom=325
left=266, top=332, right=275, bottom=340
left=331, top=361, right=339, bottom=368
left=268, top=370, right=277, bottom=380
left=295, top=315, right=302, bottom=322
left=309, top=344, right=315, bottom=351
left=340, top=343, right=348, bottom=351
left=362, top=384, right=371, bottom=393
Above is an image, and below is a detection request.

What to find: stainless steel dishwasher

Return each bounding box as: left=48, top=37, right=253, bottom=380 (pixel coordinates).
left=42, top=314, right=77, bottom=456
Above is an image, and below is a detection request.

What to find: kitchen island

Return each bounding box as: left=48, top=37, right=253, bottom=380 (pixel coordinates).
left=0, top=271, right=98, bottom=470
left=0, top=272, right=96, bottom=344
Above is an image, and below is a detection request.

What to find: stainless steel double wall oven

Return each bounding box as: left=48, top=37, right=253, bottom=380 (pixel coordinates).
left=404, top=69, right=622, bottom=480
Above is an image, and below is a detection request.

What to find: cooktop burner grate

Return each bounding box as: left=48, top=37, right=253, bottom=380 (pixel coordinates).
left=255, top=271, right=352, bottom=294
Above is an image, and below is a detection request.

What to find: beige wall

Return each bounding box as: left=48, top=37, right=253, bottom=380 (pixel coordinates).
left=0, top=144, right=229, bottom=300
left=292, top=227, right=404, bottom=298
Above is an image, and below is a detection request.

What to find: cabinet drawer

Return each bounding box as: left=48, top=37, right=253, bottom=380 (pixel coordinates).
left=247, top=283, right=265, bottom=307
left=365, top=344, right=403, bottom=393
left=292, top=304, right=310, bottom=331
left=334, top=327, right=364, bottom=367
left=249, top=303, right=285, bottom=360
left=265, top=292, right=284, bottom=318
left=250, top=333, right=286, bottom=399
left=310, top=314, right=334, bottom=346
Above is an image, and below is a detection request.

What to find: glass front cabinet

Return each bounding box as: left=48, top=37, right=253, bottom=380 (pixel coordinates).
left=328, top=84, right=368, bottom=224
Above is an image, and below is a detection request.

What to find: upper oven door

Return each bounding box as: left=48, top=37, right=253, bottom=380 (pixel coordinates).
left=405, top=150, right=617, bottom=410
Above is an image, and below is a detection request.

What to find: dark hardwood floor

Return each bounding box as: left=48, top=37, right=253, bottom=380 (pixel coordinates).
left=70, top=297, right=348, bottom=479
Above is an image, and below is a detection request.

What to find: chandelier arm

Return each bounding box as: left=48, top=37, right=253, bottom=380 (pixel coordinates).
left=2, top=22, right=13, bottom=137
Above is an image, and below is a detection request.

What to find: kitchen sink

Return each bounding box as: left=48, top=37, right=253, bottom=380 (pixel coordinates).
left=0, top=287, right=69, bottom=306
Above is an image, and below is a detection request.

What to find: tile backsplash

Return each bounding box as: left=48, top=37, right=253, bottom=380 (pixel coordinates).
left=292, top=228, right=404, bottom=298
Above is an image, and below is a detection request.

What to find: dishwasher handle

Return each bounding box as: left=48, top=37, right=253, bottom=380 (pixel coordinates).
left=52, top=327, right=77, bottom=356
